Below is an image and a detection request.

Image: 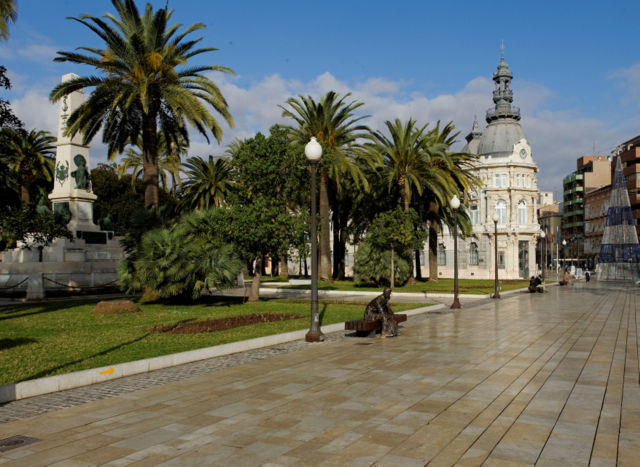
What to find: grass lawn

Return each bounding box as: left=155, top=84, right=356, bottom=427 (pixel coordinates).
left=0, top=297, right=425, bottom=385
left=277, top=278, right=530, bottom=294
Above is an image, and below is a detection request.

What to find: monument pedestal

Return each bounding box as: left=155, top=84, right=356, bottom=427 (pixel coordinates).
left=0, top=73, right=125, bottom=298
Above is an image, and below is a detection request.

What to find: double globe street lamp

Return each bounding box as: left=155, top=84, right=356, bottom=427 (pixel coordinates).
left=304, top=137, right=324, bottom=342
left=450, top=195, right=461, bottom=309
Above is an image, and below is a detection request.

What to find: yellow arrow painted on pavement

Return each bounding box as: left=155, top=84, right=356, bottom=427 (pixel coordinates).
left=99, top=367, right=114, bottom=375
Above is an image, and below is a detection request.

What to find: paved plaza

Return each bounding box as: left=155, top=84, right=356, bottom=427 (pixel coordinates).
left=0, top=281, right=639, bottom=465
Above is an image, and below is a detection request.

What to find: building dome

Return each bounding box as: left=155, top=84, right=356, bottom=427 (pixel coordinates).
left=477, top=119, right=528, bottom=157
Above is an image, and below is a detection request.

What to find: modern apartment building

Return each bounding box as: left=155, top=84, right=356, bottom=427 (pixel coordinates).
left=562, top=156, right=611, bottom=259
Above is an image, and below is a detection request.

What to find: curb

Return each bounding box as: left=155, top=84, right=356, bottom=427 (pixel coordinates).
left=0, top=303, right=445, bottom=403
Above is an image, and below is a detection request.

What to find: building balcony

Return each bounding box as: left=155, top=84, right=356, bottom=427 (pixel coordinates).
left=563, top=209, right=584, bottom=218
left=563, top=186, right=584, bottom=196
left=562, top=173, right=584, bottom=185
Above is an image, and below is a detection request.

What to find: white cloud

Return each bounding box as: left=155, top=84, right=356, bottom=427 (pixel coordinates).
left=608, top=62, right=640, bottom=109
left=9, top=71, right=629, bottom=194
left=18, top=44, right=59, bottom=62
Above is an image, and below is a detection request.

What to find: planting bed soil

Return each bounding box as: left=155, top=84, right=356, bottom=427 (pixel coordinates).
left=151, top=312, right=305, bottom=334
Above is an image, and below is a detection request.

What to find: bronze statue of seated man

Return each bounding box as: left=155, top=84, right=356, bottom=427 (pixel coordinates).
left=364, top=288, right=398, bottom=337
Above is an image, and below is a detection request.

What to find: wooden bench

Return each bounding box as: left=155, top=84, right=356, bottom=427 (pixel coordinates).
left=344, top=314, right=407, bottom=337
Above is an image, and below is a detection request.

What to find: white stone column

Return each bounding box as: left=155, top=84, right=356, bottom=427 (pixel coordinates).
left=49, top=73, right=99, bottom=233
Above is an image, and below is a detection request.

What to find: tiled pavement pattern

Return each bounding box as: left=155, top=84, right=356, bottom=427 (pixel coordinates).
left=0, top=282, right=638, bottom=465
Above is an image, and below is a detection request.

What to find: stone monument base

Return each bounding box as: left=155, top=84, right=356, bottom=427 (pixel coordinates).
left=0, top=234, right=125, bottom=298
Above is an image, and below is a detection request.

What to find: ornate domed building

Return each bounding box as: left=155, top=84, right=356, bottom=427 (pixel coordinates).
left=438, top=51, right=540, bottom=280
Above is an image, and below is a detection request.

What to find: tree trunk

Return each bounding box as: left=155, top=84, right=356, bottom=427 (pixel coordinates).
left=248, top=254, right=262, bottom=302
left=20, top=184, right=30, bottom=205
left=428, top=201, right=439, bottom=281
left=390, top=245, right=395, bottom=289
left=400, top=178, right=416, bottom=285
left=332, top=209, right=346, bottom=280
left=319, top=169, right=331, bottom=281
left=142, top=112, right=159, bottom=208
left=415, top=249, right=422, bottom=280
left=281, top=254, right=289, bottom=278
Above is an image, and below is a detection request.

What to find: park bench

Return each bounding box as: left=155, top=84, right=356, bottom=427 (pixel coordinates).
left=345, top=314, right=407, bottom=337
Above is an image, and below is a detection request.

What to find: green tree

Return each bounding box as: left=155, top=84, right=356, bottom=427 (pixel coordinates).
left=0, top=66, right=22, bottom=129
left=0, top=0, right=16, bottom=41
left=281, top=91, right=372, bottom=280
left=1, top=128, right=56, bottom=205
left=227, top=128, right=309, bottom=300
left=50, top=0, right=234, bottom=208
left=0, top=204, right=72, bottom=256
left=180, top=155, right=232, bottom=210
left=361, top=207, right=425, bottom=288
left=91, top=162, right=145, bottom=234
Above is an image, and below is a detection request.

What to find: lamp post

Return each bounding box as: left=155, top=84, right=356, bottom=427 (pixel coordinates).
left=305, top=137, right=324, bottom=342
left=540, top=229, right=546, bottom=282
left=492, top=212, right=500, bottom=299
left=562, top=239, right=567, bottom=274
left=450, top=195, right=461, bottom=309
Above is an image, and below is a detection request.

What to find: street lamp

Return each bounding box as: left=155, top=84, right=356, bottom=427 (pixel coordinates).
left=492, top=212, right=500, bottom=299
left=540, top=229, right=546, bottom=282
left=305, top=137, right=324, bottom=342
left=562, top=239, right=567, bottom=274
left=450, top=195, right=461, bottom=309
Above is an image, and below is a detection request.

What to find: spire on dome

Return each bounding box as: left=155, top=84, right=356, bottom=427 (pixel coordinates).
left=465, top=115, right=482, bottom=144
left=486, top=44, right=520, bottom=123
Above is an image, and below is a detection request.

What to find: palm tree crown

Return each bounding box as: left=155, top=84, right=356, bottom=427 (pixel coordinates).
left=1, top=128, right=56, bottom=205
left=180, top=155, right=232, bottom=210
left=49, top=0, right=234, bottom=207
left=281, top=91, right=372, bottom=280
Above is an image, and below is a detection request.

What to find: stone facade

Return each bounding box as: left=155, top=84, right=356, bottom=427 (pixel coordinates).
left=436, top=52, right=540, bottom=280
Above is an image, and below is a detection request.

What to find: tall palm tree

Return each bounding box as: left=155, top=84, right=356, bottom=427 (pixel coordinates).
left=0, top=0, right=16, bottom=41
left=1, top=128, right=56, bottom=205
left=366, top=119, right=451, bottom=282
left=423, top=121, right=481, bottom=281
left=180, top=155, right=232, bottom=210
left=49, top=0, right=234, bottom=208
left=281, top=91, right=371, bottom=280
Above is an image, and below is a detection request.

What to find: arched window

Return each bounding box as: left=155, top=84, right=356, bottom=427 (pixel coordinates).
left=518, top=200, right=527, bottom=224
left=438, top=243, right=446, bottom=265
left=496, top=199, right=507, bottom=224
left=469, top=242, right=479, bottom=265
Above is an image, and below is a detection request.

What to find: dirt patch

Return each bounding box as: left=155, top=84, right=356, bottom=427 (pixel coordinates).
left=150, top=312, right=305, bottom=334
left=93, top=300, right=142, bottom=315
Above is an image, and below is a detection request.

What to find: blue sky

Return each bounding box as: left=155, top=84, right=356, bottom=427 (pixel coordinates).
left=2, top=0, right=640, bottom=196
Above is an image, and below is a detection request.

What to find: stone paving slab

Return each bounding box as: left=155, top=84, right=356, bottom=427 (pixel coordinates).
left=0, top=281, right=637, bottom=465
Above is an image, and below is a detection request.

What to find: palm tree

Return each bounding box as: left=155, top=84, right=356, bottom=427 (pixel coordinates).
left=0, top=0, right=16, bottom=41
left=1, top=128, right=56, bottom=205
left=49, top=0, right=234, bottom=208
left=423, top=121, right=481, bottom=281
left=117, top=132, right=184, bottom=194
left=180, top=155, right=232, bottom=210
left=366, top=119, right=451, bottom=283
left=281, top=91, right=371, bottom=280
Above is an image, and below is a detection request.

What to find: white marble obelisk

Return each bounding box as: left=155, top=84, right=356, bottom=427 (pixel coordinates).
left=48, top=73, right=99, bottom=232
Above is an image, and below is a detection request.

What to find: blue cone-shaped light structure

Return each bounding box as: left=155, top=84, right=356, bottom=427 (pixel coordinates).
left=597, top=157, right=640, bottom=281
